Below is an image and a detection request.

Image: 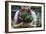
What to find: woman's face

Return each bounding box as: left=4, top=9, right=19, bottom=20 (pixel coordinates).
left=21, top=6, right=25, bottom=10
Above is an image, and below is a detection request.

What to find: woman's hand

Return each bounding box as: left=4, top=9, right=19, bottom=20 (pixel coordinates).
left=13, top=22, right=24, bottom=28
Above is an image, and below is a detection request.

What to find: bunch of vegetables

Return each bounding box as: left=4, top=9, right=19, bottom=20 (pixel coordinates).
left=21, top=11, right=33, bottom=23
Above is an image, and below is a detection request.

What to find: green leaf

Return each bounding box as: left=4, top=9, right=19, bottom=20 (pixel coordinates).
left=21, top=11, right=33, bottom=23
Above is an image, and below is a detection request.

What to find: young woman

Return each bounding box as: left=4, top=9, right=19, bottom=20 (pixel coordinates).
left=13, top=6, right=37, bottom=28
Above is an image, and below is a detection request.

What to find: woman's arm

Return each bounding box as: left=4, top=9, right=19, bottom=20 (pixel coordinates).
left=13, top=22, right=23, bottom=28
left=13, top=10, right=24, bottom=28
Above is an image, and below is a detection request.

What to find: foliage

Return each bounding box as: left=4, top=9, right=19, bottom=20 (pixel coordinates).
left=21, top=11, right=33, bottom=23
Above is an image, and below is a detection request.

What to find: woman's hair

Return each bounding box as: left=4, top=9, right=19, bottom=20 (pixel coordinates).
left=19, top=6, right=32, bottom=15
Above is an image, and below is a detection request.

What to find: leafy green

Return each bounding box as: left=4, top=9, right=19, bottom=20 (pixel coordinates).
left=21, top=11, right=33, bottom=23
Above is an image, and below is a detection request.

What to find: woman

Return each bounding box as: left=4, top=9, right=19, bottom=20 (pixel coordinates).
left=13, top=6, right=37, bottom=28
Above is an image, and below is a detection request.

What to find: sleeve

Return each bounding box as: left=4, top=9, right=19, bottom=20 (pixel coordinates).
left=29, top=10, right=37, bottom=27
left=14, top=10, right=20, bottom=24
left=32, top=11, right=37, bottom=21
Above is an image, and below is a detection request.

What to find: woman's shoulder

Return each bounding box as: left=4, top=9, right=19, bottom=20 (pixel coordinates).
left=31, top=10, right=36, bottom=14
